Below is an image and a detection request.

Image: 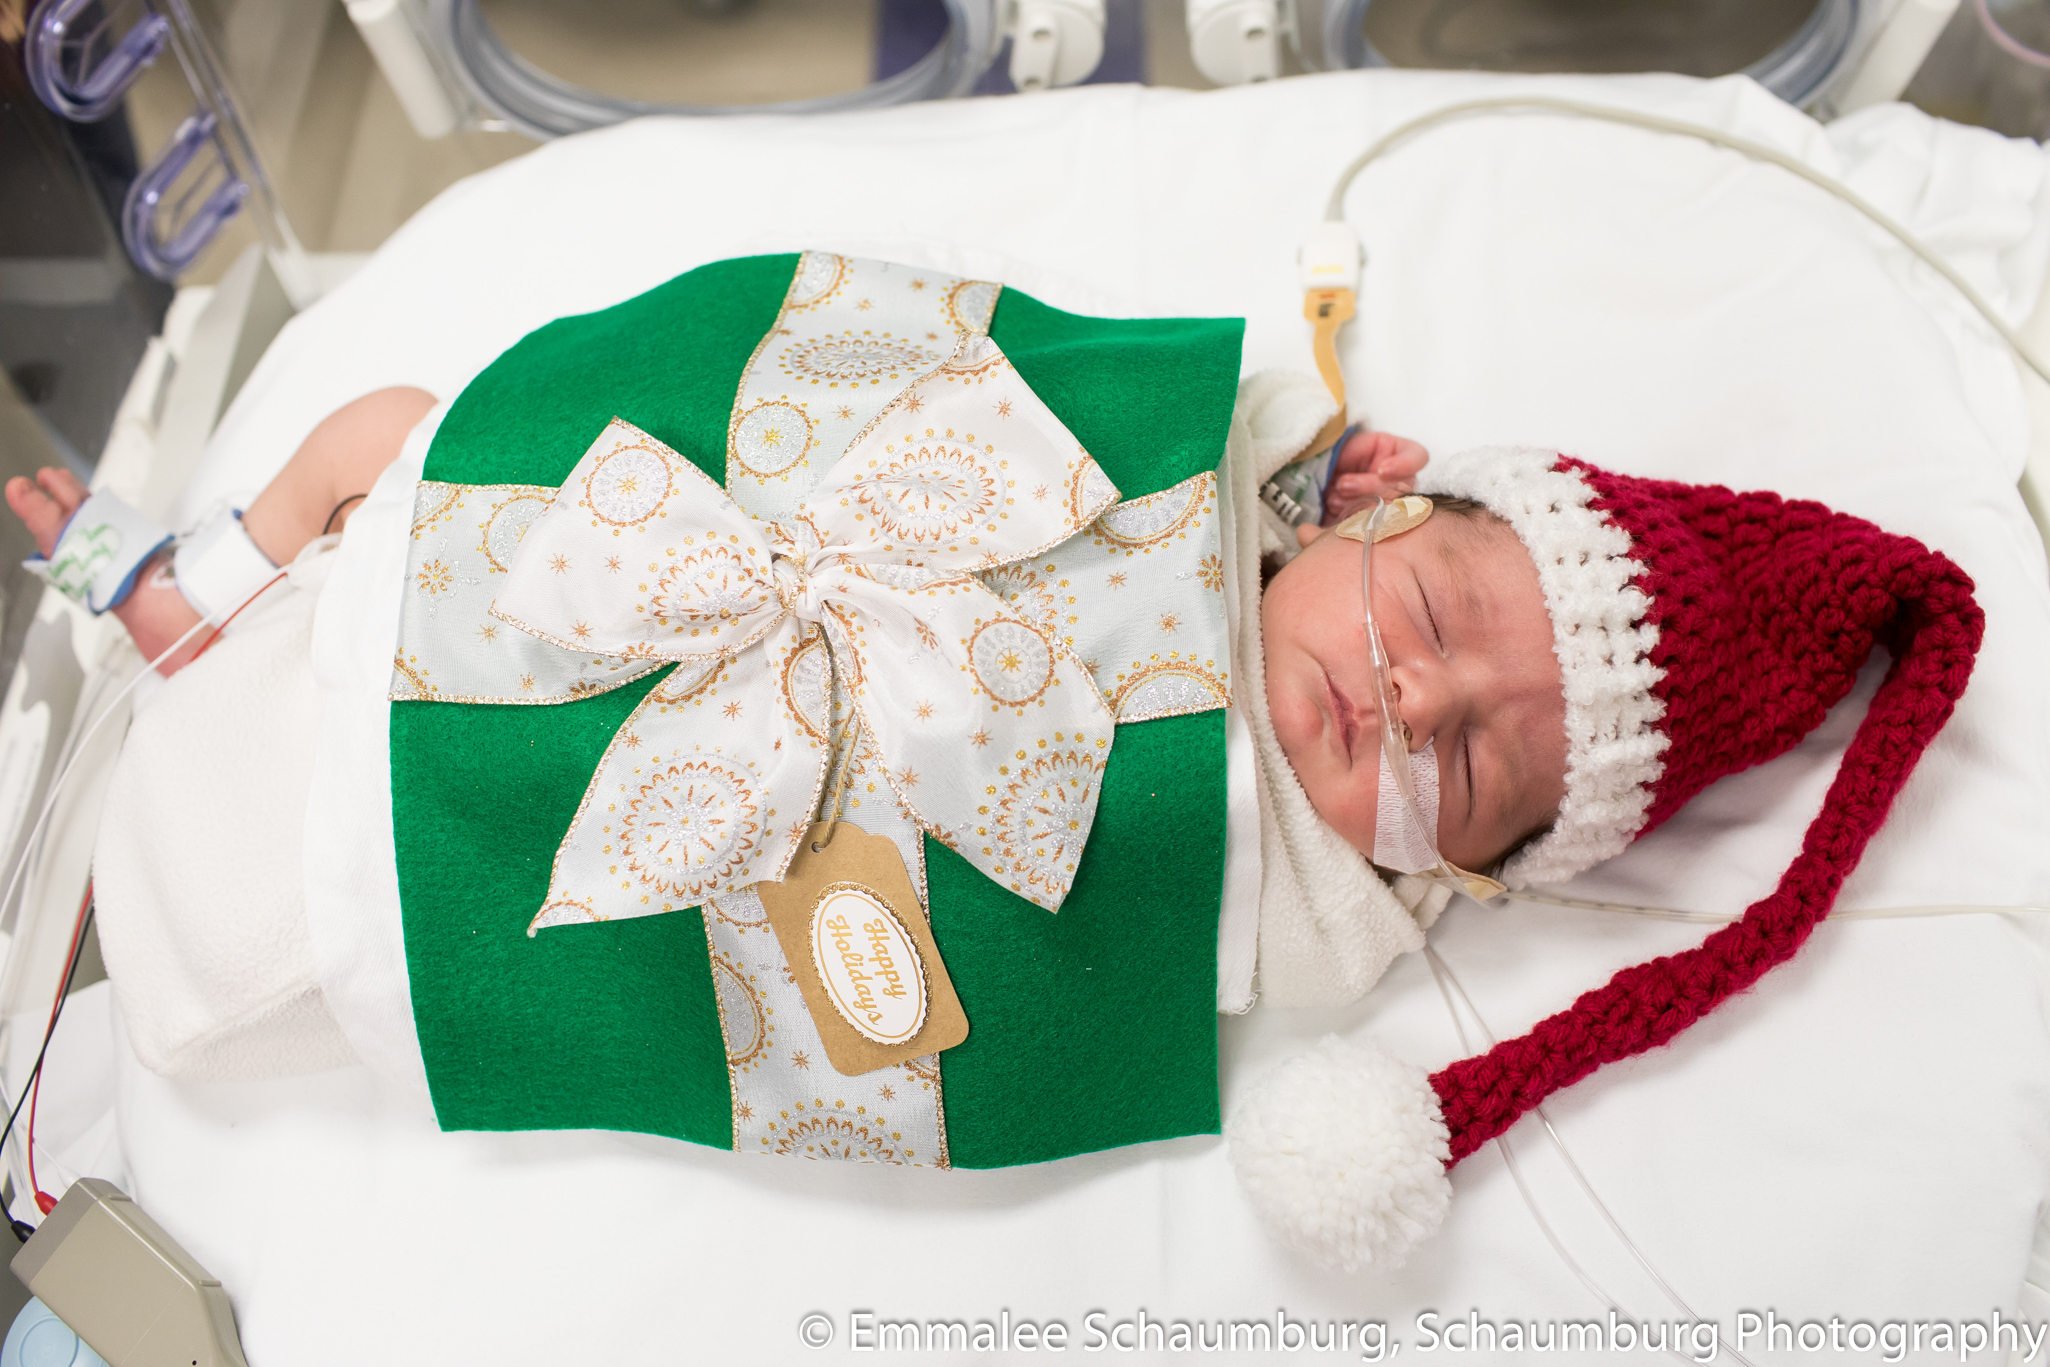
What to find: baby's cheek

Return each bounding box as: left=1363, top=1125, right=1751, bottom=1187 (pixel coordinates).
left=1304, top=764, right=1379, bottom=856
left=1265, top=681, right=1312, bottom=752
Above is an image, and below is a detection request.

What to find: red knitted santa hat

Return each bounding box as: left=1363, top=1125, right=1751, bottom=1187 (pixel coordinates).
left=1228, top=448, right=1985, bottom=1271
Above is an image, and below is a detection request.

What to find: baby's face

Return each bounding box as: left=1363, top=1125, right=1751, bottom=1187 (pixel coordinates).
left=1262, top=510, right=1568, bottom=872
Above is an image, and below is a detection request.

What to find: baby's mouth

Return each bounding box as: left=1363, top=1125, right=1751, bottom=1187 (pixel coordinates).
left=1323, top=669, right=1360, bottom=761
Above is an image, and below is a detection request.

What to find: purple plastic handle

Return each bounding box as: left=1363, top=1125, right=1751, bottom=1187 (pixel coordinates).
left=24, top=0, right=170, bottom=123
left=121, top=110, right=248, bottom=281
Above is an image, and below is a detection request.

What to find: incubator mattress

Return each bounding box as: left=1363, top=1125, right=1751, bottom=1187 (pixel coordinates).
left=98, top=70, right=2050, bottom=1363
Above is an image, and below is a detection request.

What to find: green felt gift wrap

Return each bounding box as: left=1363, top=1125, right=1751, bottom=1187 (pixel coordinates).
left=389, top=255, right=1242, bottom=1165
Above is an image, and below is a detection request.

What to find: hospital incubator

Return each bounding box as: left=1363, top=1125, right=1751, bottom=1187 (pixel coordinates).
left=3, top=0, right=2007, bottom=307
left=6, top=1, right=2050, bottom=1362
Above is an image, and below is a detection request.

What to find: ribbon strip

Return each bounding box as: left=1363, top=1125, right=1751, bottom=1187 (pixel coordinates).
left=494, top=333, right=1125, bottom=930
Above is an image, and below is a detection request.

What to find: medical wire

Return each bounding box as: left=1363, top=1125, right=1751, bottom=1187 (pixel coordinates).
left=1424, top=944, right=1762, bottom=1367
left=0, top=890, right=94, bottom=1242
left=0, top=560, right=298, bottom=1233
left=0, top=545, right=306, bottom=937
left=0, top=609, right=211, bottom=1229
left=321, top=493, right=367, bottom=536
left=189, top=569, right=289, bottom=663
left=22, top=881, right=93, bottom=1219
left=1323, top=94, right=2050, bottom=390
left=0, top=607, right=216, bottom=944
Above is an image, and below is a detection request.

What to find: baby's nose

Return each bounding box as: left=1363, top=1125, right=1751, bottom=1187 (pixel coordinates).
left=1388, top=668, right=1451, bottom=753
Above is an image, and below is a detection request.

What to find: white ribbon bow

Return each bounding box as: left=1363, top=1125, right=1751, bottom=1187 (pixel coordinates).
left=493, top=335, right=1124, bottom=931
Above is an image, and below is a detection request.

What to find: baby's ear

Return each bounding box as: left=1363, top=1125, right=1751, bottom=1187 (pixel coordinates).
left=1295, top=523, right=1322, bottom=548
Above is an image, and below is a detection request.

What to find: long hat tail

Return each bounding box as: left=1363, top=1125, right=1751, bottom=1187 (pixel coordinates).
left=1429, top=545, right=1984, bottom=1164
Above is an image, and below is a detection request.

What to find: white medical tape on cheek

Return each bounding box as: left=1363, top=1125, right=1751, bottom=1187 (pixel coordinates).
left=1372, top=739, right=1441, bottom=874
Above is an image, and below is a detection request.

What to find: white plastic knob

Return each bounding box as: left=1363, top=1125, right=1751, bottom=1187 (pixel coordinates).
left=1187, top=0, right=1280, bottom=86
left=1006, top=0, right=1106, bottom=91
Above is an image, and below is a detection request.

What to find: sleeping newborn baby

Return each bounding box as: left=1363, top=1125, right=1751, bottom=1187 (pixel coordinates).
left=1263, top=461, right=1567, bottom=877
left=6, top=406, right=1562, bottom=882
left=5, top=254, right=1982, bottom=1272
left=4, top=405, right=1549, bottom=848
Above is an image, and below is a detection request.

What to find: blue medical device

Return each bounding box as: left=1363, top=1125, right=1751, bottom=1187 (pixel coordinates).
left=1, top=1299, right=108, bottom=1367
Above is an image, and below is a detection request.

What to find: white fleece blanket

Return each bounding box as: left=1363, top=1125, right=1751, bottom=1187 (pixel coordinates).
left=71, top=70, right=2050, bottom=1366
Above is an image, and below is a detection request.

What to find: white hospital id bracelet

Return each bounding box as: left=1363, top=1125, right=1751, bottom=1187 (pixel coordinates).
left=173, top=509, right=278, bottom=620
left=22, top=491, right=173, bottom=615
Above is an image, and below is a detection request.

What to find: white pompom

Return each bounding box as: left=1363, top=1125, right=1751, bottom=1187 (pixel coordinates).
left=1226, top=1035, right=1453, bottom=1272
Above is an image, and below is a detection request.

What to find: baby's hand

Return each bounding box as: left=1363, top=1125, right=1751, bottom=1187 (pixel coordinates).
left=1321, top=430, right=1428, bottom=525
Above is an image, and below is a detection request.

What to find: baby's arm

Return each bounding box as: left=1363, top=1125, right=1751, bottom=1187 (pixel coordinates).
left=1320, top=429, right=1427, bottom=526
left=4, top=386, right=435, bottom=675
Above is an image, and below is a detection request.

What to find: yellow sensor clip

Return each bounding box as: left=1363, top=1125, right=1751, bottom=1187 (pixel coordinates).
left=1299, top=221, right=1364, bottom=458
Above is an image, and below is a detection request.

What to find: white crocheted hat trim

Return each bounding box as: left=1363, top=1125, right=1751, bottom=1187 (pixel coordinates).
left=1418, top=448, right=1667, bottom=887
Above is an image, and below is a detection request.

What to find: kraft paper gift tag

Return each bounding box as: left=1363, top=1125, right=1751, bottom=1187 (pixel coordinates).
left=757, top=822, right=970, bottom=1076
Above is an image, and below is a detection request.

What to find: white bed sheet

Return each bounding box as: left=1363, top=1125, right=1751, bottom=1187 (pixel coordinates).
left=91, top=70, right=2050, bottom=1365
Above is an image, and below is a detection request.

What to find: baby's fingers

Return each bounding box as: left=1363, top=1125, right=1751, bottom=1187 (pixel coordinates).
left=1369, top=435, right=1428, bottom=485
left=1331, top=429, right=1389, bottom=478
left=1330, top=472, right=1398, bottom=499
left=1333, top=431, right=1428, bottom=487
left=1323, top=472, right=1408, bottom=523
left=1321, top=431, right=1432, bottom=523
